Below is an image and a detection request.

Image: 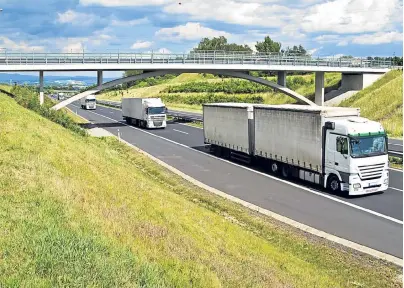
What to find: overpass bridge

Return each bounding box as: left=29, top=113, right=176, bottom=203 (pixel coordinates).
left=0, top=51, right=392, bottom=108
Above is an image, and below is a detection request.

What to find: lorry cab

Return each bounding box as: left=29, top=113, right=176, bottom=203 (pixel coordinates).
left=324, top=116, right=389, bottom=195
left=143, top=99, right=167, bottom=128
left=81, top=95, right=96, bottom=110
left=122, top=97, right=167, bottom=129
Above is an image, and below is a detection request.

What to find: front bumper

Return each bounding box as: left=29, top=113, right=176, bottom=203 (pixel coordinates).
left=347, top=171, right=389, bottom=195
left=146, top=120, right=166, bottom=128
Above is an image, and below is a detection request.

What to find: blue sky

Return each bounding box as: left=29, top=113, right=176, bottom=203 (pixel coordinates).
left=0, top=0, right=402, bottom=77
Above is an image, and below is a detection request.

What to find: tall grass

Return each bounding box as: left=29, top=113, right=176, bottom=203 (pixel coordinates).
left=10, top=85, right=87, bottom=136
left=339, top=70, right=403, bottom=138
left=0, top=92, right=400, bottom=287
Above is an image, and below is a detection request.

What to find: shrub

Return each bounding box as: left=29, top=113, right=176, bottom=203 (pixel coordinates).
left=11, top=86, right=87, bottom=136
left=161, top=93, right=264, bottom=105
left=163, top=79, right=274, bottom=94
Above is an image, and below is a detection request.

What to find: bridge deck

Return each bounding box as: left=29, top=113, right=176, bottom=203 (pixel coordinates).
left=0, top=52, right=392, bottom=73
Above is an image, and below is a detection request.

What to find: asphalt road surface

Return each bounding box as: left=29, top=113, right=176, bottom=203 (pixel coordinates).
left=389, top=138, right=403, bottom=153
left=69, top=103, right=403, bottom=258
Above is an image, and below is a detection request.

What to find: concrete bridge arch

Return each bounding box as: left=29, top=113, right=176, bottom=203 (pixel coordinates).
left=51, top=69, right=316, bottom=110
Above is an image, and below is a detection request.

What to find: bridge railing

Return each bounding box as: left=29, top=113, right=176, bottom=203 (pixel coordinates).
left=0, top=52, right=393, bottom=68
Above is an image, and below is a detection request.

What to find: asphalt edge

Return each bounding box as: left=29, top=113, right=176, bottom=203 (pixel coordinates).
left=69, top=108, right=403, bottom=267
left=115, top=132, right=403, bottom=267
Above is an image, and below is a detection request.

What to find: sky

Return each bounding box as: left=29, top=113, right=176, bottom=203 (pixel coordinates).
left=0, top=0, right=402, bottom=77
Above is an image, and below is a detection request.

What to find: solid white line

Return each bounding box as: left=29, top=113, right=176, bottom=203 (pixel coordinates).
left=389, top=187, right=403, bottom=192
left=82, top=109, right=403, bottom=225
left=178, top=123, right=203, bottom=130
left=173, top=129, right=189, bottom=135
left=102, top=123, right=404, bottom=267
left=390, top=167, right=403, bottom=172
left=389, top=143, right=403, bottom=146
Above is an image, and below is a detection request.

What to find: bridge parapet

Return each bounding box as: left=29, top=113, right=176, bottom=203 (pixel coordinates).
left=0, top=51, right=393, bottom=69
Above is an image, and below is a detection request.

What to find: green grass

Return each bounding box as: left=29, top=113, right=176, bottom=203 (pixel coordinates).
left=0, top=92, right=401, bottom=287
left=99, top=72, right=341, bottom=110
left=339, top=70, right=403, bottom=138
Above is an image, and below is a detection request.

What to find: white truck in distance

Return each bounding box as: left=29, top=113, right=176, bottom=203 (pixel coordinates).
left=203, top=103, right=389, bottom=196
left=122, top=97, right=167, bottom=129
left=80, top=95, right=96, bottom=110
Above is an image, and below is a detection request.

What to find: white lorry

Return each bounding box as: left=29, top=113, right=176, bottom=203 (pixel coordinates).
left=122, top=97, right=167, bottom=129
left=203, top=103, right=389, bottom=196
left=80, top=95, right=97, bottom=110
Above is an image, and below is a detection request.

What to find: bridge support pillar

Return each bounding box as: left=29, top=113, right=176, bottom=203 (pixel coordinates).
left=39, top=71, right=44, bottom=105
left=97, top=71, right=103, bottom=88
left=315, top=71, right=324, bottom=106
left=277, top=71, right=286, bottom=87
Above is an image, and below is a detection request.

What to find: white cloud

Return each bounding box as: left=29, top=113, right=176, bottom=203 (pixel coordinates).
left=307, top=46, right=322, bottom=55
left=351, top=31, right=403, bottom=45
left=0, top=37, right=45, bottom=52
left=163, top=1, right=293, bottom=28
left=155, top=22, right=231, bottom=41
left=62, top=42, right=85, bottom=53
left=158, top=48, right=172, bottom=53
left=301, top=0, right=402, bottom=34
left=314, top=31, right=403, bottom=46
left=80, top=0, right=172, bottom=6
left=131, top=41, right=153, bottom=49
left=57, top=10, right=95, bottom=25
left=111, top=17, right=149, bottom=26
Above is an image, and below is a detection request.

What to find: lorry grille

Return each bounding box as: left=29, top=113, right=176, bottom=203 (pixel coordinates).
left=151, top=116, right=165, bottom=120
left=358, top=163, right=385, bottom=180
left=153, top=121, right=163, bottom=127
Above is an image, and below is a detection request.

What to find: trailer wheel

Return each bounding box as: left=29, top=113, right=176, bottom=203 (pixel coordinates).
left=281, top=165, right=291, bottom=178
left=125, top=117, right=131, bottom=124
left=327, top=175, right=340, bottom=193
left=270, top=161, right=279, bottom=174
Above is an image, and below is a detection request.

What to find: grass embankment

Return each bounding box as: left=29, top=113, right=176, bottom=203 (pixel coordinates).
left=0, top=92, right=401, bottom=287
left=339, top=70, right=403, bottom=138
left=98, top=73, right=341, bottom=112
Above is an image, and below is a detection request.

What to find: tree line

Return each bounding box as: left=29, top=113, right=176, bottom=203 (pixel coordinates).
left=192, top=36, right=308, bottom=56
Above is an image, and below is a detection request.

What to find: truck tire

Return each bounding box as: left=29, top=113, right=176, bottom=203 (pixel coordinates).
left=125, top=117, right=131, bottom=124
left=281, top=164, right=291, bottom=178
left=270, top=161, right=279, bottom=174
left=327, top=175, right=340, bottom=194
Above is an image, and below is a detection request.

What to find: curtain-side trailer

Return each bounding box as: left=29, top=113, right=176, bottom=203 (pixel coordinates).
left=203, top=103, right=389, bottom=196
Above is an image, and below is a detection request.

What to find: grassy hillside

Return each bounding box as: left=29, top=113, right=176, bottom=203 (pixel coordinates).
left=339, top=70, right=403, bottom=138
left=0, top=92, right=401, bottom=287
left=98, top=73, right=341, bottom=111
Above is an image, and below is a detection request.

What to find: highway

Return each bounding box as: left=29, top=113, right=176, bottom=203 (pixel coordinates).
left=69, top=103, right=403, bottom=259
left=98, top=100, right=403, bottom=157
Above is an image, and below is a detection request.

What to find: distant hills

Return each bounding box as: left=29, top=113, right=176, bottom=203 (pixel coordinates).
left=0, top=73, right=114, bottom=86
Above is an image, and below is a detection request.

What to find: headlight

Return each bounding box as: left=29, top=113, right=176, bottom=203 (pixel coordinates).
left=353, top=183, right=361, bottom=188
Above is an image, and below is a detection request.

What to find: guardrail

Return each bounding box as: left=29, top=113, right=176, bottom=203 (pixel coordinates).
left=0, top=51, right=394, bottom=68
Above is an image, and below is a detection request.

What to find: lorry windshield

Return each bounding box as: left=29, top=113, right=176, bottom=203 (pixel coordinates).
left=148, top=107, right=166, bottom=114
left=349, top=135, right=387, bottom=158
left=86, top=99, right=96, bottom=102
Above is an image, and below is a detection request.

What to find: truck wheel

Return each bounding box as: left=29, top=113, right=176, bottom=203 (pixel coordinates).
left=281, top=165, right=290, bottom=178
left=327, top=175, right=340, bottom=193
left=270, top=161, right=279, bottom=174
left=125, top=118, right=131, bottom=124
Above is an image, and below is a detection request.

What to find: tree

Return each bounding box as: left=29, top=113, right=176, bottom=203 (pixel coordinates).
left=255, top=36, right=281, bottom=54
left=284, top=45, right=307, bottom=56
left=193, top=36, right=252, bottom=52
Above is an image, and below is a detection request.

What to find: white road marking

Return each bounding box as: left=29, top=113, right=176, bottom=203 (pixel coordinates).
left=79, top=108, right=403, bottom=225
left=390, top=167, right=403, bottom=172
left=173, top=129, right=189, bottom=135
left=389, top=143, right=403, bottom=146
left=389, top=187, right=403, bottom=192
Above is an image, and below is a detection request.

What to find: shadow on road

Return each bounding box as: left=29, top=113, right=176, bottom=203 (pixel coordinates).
left=190, top=144, right=375, bottom=200
left=79, top=122, right=126, bottom=129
